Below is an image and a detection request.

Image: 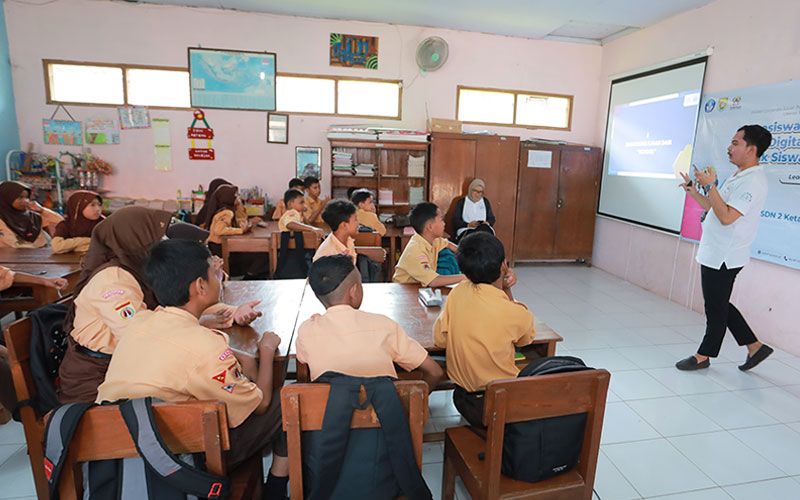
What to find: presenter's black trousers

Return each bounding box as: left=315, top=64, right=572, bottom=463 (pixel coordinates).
left=698, top=263, right=758, bottom=357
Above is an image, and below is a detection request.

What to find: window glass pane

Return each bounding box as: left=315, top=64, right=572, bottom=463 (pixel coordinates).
left=49, top=64, right=124, bottom=105
left=516, top=93, right=571, bottom=128
left=457, top=88, right=514, bottom=124
left=277, top=76, right=335, bottom=113
left=337, top=80, right=400, bottom=117
left=126, top=68, right=190, bottom=108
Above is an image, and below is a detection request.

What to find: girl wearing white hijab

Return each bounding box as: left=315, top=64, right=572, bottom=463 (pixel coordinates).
left=452, top=178, right=496, bottom=242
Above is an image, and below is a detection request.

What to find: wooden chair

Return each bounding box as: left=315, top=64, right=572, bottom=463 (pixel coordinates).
left=49, top=400, right=229, bottom=500
left=269, top=231, right=322, bottom=277
left=442, top=370, right=610, bottom=500
left=221, top=235, right=271, bottom=275
left=353, top=232, right=381, bottom=246
left=281, top=380, right=429, bottom=499
left=3, top=296, right=74, bottom=499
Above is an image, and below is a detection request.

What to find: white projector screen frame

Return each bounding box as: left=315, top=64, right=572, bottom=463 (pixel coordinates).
left=598, top=57, right=708, bottom=233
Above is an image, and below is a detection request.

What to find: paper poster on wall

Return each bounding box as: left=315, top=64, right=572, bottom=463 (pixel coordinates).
left=330, top=33, right=378, bottom=69
left=527, top=150, right=553, bottom=168
left=686, top=80, right=800, bottom=269
left=118, top=106, right=151, bottom=129
left=296, top=146, right=321, bottom=179
left=153, top=118, right=172, bottom=171
left=42, top=119, right=82, bottom=145
left=85, top=119, right=120, bottom=145
left=189, top=47, right=276, bottom=111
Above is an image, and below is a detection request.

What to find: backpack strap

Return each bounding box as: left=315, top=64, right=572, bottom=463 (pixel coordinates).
left=367, top=378, right=433, bottom=500
left=118, top=398, right=230, bottom=499
left=43, top=402, right=95, bottom=500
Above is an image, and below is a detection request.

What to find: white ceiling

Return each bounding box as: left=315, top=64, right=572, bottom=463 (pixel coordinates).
left=133, top=0, right=716, bottom=43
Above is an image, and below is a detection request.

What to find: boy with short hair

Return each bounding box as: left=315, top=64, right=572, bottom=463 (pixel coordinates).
left=393, top=202, right=465, bottom=287
left=351, top=189, right=386, bottom=236
left=303, top=176, right=327, bottom=227
left=434, top=232, right=533, bottom=428
left=297, top=255, right=444, bottom=392
left=96, top=239, right=289, bottom=497
left=315, top=199, right=358, bottom=264
left=278, top=189, right=325, bottom=235
left=271, top=178, right=305, bottom=220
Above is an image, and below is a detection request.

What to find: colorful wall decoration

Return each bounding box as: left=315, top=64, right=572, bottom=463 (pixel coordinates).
left=330, top=33, right=378, bottom=69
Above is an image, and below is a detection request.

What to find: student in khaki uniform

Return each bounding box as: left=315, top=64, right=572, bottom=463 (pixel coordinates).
left=58, top=206, right=262, bottom=404
left=297, top=255, right=444, bottom=391
left=195, top=178, right=248, bottom=229
left=278, top=189, right=325, bottom=235
left=0, top=181, right=63, bottom=248
left=51, top=190, right=103, bottom=254
left=393, top=202, right=465, bottom=287
left=434, top=232, right=533, bottom=428
left=271, top=178, right=305, bottom=221
left=303, top=176, right=328, bottom=227
left=314, top=200, right=358, bottom=264
left=351, top=189, right=386, bottom=236
left=97, top=239, right=289, bottom=497
left=0, top=266, right=67, bottom=422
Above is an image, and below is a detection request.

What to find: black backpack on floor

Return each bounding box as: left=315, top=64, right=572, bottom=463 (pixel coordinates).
left=502, top=356, right=592, bottom=483
left=275, top=231, right=310, bottom=279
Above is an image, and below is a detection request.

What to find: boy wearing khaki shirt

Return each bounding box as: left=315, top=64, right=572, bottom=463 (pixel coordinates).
left=271, top=178, right=305, bottom=221
left=393, top=202, right=465, bottom=287
left=96, top=239, right=290, bottom=498
left=351, top=189, right=386, bottom=236
left=303, top=176, right=328, bottom=227
left=434, top=232, right=533, bottom=428
left=314, top=199, right=386, bottom=267
left=278, top=189, right=325, bottom=235
left=297, top=255, right=444, bottom=392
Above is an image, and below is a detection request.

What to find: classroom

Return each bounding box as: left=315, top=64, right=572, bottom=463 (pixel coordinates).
left=0, top=0, right=799, bottom=498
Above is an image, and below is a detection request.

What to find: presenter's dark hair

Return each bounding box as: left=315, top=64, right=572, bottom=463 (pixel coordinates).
left=283, top=189, right=305, bottom=206
left=737, top=125, right=772, bottom=157
left=288, top=178, right=304, bottom=189
left=410, top=202, right=439, bottom=234
left=145, top=239, right=211, bottom=306
left=457, top=232, right=505, bottom=284
left=322, top=199, right=356, bottom=231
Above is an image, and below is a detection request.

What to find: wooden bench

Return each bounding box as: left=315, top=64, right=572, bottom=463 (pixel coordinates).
left=443, top=369, right=610, bottom=500
left=281, top=380, right=428, bottom=499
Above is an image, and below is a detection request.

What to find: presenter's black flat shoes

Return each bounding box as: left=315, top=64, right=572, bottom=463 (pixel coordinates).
left=676, top=356, right=710, bottom=371
left=739, top=345, right=774, bottom=371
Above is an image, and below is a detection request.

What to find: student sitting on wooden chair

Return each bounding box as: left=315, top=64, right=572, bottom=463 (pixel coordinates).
left=351, top=189, right=386, bottom=236
left=434, top=232, right=533, bottom=428
left=51, top=190, right=104, bottom=254
left=96, top=239, right=289, bottom=498
left=297, top=255, right=444, bottom=392
left=393, top=202, right=465, bottom=287
left=278, top=189, right=325, bottom=235
left=271, top=178, right=305, bottom=221
left=303, top=176, right=328, bottom=227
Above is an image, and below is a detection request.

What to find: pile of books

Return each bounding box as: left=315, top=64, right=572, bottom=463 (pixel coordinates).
left=327, top=125, right=429, bottom=143
left=333, top=150, right=355, bottom=176
left=354, top=163, right=376, bottom=177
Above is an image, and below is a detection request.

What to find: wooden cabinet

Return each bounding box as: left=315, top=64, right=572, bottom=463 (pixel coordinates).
left=429, top=133, right=520, bottom=256
left=328, top=139, right=429, bottom=216
left=513, top=141, right=601, bottom=263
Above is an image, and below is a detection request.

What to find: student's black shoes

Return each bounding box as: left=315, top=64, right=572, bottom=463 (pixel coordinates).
left=739, top=345, right=774, bottom=371
left=675, top=356, right=710, bottom=371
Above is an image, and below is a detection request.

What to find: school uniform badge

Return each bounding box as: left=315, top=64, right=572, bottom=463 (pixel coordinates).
left=114, top=301, right=136, bottom=319
left=211, top=370, right=226, bottom=384
left=218, top=348, right=233, bottom=361
left=221, top=384, right=236, bottom=393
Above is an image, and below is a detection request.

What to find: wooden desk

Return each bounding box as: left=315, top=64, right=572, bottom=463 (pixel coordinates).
left=221, top=279, right=307, bottom=360
left=0, top=247, right=83, bottom=265
left=289, top=282, right=562, bottom=361
left=0, top=263, right=81, bottom=314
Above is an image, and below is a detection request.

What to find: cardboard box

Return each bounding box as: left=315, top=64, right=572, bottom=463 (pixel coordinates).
left=428, top=118, right=462, bottom=133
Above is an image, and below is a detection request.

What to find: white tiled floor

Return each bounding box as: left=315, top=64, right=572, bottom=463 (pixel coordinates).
left=3, top=264, right=800, bottom=499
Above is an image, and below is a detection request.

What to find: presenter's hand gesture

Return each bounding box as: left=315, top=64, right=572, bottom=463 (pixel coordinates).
left=695, top=167, right=717, bottom=187
left=679, top=172, right=697, bottom=194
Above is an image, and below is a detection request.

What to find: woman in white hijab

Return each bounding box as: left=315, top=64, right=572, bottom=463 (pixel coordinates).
left=452, top=178, right=496, bottom=242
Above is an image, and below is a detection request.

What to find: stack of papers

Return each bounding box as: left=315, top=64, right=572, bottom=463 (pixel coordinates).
left=354, top=163, right=376, bottom=177
left=408, top=155, right=426, bottom=178
left=409, top=186, right=425, bottom=205
left=378, top=189, right=394, bottom=206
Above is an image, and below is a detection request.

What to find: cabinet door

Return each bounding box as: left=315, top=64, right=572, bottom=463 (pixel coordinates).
left=475, top=136, right=519, bottom=257
left=554, top=148, right=601, bottom=259
left=513, top=146, right=560, bottom=260
left=429, top=137, right=476, bottom=235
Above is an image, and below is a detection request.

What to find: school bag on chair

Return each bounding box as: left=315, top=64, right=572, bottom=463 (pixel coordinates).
left=43, top=397, right=230, bottom=500
left=275, top=231, right=309, bottom=279
left=501, top=356, right=592, bottom=483
left=26, top=303, right=70, bottom=418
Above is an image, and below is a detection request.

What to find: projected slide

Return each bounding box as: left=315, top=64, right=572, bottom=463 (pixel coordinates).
left=607, top=91, right=700, bottom=179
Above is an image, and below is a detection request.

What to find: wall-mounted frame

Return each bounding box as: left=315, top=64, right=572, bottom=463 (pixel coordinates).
left=296, top=146, right=321, bottom=179
left=267, top=113, right=289, bottom=144
left=188, top=47, right=277, bottom=111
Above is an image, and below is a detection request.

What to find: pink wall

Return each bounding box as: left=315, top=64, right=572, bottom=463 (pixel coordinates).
left=593, top=0, right=800, bottom=355
left=4, top=0, right=601, bottom=203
